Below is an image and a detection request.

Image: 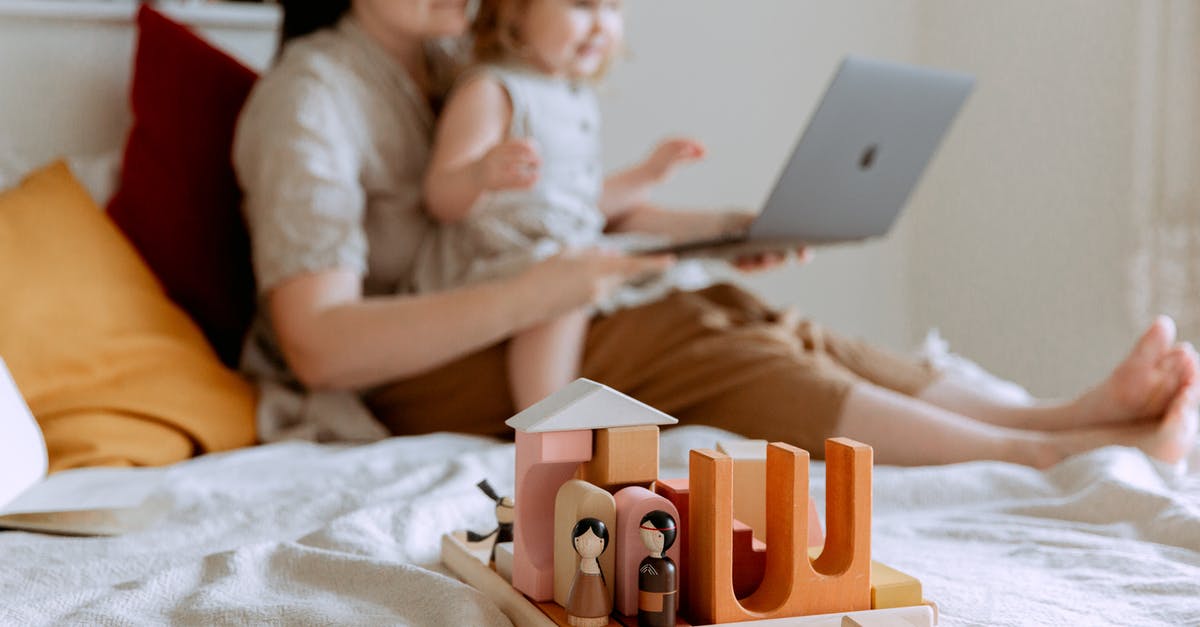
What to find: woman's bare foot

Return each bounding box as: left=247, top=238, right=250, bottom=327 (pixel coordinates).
left=1137, top=383, right=1200, bottom=464
left=1075, top=316, right=1199, bottom=428
left=1032, top=382, right=1200, bottom=468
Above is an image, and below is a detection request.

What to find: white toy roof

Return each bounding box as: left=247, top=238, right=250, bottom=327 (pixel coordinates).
left=505, top=378, right=678, bottom=433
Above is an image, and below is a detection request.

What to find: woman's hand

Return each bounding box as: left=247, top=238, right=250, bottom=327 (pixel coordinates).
left=731, top=247, right=812, bottom=272
left=713, top=210, right=811, bottom=272
left=514, top=248, right=676, bottom=314
left=476, top=138, right=541, bottom=191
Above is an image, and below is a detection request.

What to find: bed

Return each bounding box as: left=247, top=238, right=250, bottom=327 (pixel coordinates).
left=1, top=2, right=1198, bottom=626
left=2, top=416, right=1198, bottom=625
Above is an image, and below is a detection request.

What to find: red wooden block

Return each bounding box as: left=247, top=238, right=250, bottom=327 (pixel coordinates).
left=653, top=478, right=691, bottom=612
left=731, top=520, right=766, bottom=599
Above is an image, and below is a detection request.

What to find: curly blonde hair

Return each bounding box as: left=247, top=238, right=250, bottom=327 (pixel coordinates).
left=471, top=0, right=619, bottom=78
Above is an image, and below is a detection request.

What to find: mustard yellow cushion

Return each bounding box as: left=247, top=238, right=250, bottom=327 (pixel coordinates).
left=0, top=162, right=256, bottom=472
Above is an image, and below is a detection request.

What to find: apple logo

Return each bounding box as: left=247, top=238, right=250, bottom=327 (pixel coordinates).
left=859, top=144, right=879, bottom=170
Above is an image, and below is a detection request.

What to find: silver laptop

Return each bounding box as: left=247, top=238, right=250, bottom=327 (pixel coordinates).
left=641, top=55, right=974, bottom=257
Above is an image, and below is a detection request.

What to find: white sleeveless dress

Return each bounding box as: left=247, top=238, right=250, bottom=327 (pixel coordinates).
left=414, top=63, right=609, bottom=292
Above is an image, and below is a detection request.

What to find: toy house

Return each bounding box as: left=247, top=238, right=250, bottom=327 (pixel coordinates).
left=441, top=379, right=934, bottom=627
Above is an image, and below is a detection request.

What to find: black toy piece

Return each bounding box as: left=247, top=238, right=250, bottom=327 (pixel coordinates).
left=466, top=479, right=514, bottom=564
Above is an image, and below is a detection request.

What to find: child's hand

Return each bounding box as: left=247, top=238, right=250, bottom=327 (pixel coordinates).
left=640, top=138, right=706, bottom=184
left=476, top=138, right=541, bottom=191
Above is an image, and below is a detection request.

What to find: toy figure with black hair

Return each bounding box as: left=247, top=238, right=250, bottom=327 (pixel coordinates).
left=637, top=510, right=678, bottom=627
left=467, top=479, right=514, bottom=565
left=567, top=517, right=612, bottom=627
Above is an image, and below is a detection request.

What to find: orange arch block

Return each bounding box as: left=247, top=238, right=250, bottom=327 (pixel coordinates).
left=687, top=438, right=872, bottom=624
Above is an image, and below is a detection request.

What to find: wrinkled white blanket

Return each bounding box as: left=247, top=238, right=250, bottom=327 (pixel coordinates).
left=1, top=426, right=1197, bottom=626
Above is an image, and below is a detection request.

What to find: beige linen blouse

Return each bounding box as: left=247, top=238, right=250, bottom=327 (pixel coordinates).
left=232, top=16, right=462, bottom=442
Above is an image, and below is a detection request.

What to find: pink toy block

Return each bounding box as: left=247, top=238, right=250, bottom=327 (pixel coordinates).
left=808, top=497, right=824, bottom=550
left=513, top=429, right=593, bottom=601
left=612, top=486, right=681, bottom=617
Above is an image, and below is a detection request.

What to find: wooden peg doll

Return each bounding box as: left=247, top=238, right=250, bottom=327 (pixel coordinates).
left=637, top=510, right=677, bottom=627
left=567, top=517, right=611, bottom=626
left=466, top=479, right=514, bottom=564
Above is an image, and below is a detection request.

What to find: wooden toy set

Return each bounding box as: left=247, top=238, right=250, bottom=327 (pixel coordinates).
left=442, top=379, right=937, bottom=626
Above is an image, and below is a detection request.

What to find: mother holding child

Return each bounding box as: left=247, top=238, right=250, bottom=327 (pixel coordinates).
left=233, top=0, right=1198, bottom=468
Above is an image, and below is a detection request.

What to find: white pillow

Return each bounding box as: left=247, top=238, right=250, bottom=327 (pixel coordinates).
left=916, top=329, right=1033, bottom=404
left=0, top=148, right=122, bottom=207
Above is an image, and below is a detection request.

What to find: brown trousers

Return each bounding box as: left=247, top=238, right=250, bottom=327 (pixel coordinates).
left=367, top=284, right=937, bottom=457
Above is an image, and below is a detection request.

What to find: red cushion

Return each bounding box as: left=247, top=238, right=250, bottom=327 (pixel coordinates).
left=107, top=5, right=259, bottom=368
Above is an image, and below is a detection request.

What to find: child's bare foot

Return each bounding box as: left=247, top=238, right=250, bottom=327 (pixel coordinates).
left=1077, top=316, right=1198, bottom=427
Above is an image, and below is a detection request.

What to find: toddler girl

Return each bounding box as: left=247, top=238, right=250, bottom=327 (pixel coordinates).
left=415, top=0, right=704, bottom=410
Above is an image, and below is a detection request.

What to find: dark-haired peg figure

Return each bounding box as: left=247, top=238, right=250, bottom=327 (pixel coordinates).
left=567, top=517, right=611, bottom=626
left=637, top=510, right=677, bottom=627
left=466, top=479, right=514, bottom=565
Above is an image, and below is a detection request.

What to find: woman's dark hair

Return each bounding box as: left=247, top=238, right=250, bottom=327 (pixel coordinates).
left=571, top=517, right=610, bottom=552
left=279, top=0, right=352, bottom=47
left=639, top=510, right=677, bottom=552
left=473, top=0, right=529, bottom=63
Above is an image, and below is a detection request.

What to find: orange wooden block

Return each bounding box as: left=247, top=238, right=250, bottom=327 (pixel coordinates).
left=808, top=493, right=825, bottom=550
left=577, top=426, right=660, bottom=489
left=687, top=439, right=873, bottom=624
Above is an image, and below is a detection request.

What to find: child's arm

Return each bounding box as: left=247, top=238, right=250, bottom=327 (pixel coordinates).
left=423, top=76, right=541, bottom=223
left=598, top=138, right=705, bottom=219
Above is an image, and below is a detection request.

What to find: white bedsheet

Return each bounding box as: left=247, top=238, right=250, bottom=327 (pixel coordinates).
left=1, top=426, right=1197, bottom=626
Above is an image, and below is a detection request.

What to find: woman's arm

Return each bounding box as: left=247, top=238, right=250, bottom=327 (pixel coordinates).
left=270, top=250, right=675, bottom=390
left=423, top=76, right=540, bottom=223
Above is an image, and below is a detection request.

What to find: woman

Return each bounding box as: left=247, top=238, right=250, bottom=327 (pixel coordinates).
left=232, top=0, right=1198, bottom=467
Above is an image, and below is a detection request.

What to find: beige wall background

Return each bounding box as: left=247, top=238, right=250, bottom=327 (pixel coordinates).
left=603, top=0, right=1198, bottom=398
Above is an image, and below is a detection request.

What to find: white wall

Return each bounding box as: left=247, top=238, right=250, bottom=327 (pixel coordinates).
left=908, top=1, right=1149, bottom=396
left=0, top=1, right=278, bottom=167
left=599, top=0, right=920, bottom=352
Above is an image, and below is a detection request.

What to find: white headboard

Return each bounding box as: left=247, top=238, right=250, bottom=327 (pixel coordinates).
left=0, top=0, right=280, bottom=170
